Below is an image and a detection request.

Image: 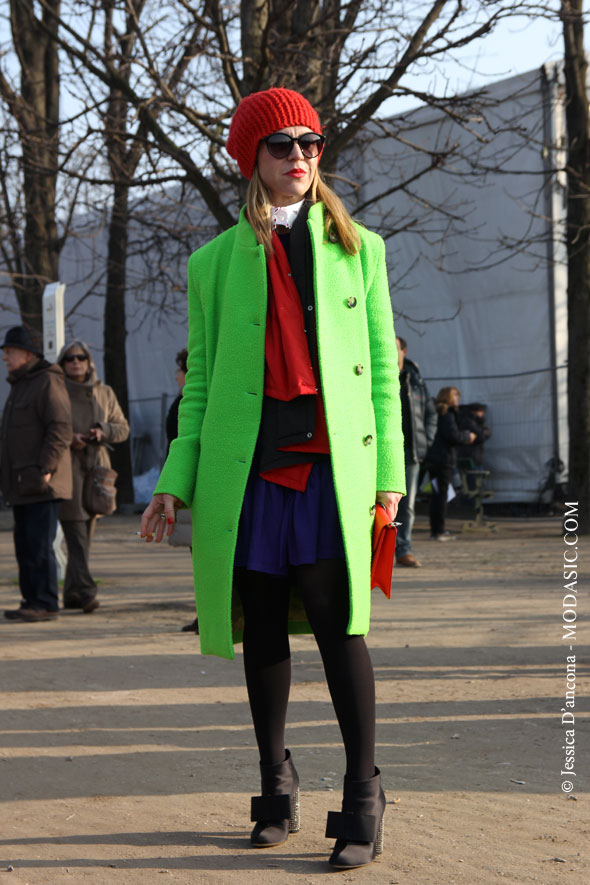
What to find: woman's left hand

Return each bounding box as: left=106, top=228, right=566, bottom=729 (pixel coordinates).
left=376, top=491, right=403, bottom=520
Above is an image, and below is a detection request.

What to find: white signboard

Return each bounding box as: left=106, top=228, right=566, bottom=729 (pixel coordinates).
left=42, top=282, right=68, bottom=577
left=42, top=282, right=66, bottom=363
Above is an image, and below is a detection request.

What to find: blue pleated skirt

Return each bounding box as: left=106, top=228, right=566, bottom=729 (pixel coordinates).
left=234, top=461, right=345, bottom=576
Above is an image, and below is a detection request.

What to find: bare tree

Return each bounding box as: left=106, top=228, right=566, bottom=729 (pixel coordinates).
left=20, top=0, right=517, bottom=491
left=43, top=1, right=516, bottom=226
left=97, top=0, right=204, bottom=502
left=0, top=1, right=61, bottom=329
left=0, top=106, right=26, bottom=315
left=7, top=0, right=580, bottom=510
left=100, top=0, right=149, bottom=503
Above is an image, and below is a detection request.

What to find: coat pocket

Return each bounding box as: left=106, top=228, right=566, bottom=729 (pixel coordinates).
left=15, top=465, right=49, bottom=496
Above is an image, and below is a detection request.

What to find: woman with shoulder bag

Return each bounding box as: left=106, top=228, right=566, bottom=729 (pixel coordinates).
left=140, top=88, right=405, bottom=869
left=58, top=341, right=129, bottom=612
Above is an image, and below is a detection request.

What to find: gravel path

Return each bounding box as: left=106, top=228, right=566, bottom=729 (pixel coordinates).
left=0, top=510, right=587, bottom=884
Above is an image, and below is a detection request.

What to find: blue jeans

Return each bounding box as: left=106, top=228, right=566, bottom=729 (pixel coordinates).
left=395, top=461, right=420, bottom=557
left=13, top=501, right=60, bottom=611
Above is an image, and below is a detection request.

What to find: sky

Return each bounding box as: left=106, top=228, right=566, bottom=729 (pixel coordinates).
left=451, top=12, right=564, bottom=81
left=395, top=11, right=568, bottom=113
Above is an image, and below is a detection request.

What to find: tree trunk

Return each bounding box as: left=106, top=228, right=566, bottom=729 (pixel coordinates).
left=9, top=0, right=61, bottom=330
left=561, top=0, right=590, bottom=532
left=239, top=0, right=343, bottom=170
left=103, top=182, right=134, bottom=506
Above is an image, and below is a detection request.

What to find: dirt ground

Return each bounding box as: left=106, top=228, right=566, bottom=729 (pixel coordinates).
left=0, top=508, right=587, bottom=885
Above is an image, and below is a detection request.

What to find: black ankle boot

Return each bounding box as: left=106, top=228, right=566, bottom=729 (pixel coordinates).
left=326, top=767, right=385, bottom=869
left=250, top=749, right=300, bottom=848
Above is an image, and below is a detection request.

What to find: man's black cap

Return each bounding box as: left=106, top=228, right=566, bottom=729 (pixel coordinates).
left=0, top=325, right=43, bottom=357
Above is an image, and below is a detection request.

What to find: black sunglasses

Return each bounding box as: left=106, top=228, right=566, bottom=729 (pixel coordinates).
left=261, top=132, right=325, bottom=160
left=63, top=354, right=88, bottom=363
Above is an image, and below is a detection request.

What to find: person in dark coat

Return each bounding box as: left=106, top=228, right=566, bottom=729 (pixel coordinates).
left=165, top=348, right=188, bottom=454
left=457, top=402, right=491, bottom=467
left=165, top=348, right=198, bottom=634
left=395, top=336, right=437, bottom=567
left=425, top=387, right=475, bottom=540
left=1, top=326, right=73, bottom=621
left=57, top=340, right=129, bottom=613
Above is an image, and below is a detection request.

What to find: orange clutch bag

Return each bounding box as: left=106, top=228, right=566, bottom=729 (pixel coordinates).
left=371, top=504, right=400, bottom=599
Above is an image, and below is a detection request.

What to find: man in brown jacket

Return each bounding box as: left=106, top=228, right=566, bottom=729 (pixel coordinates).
left=1, top=326, right=73, bottom=621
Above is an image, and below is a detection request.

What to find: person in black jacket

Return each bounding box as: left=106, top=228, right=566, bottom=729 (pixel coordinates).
left=165, top=348, right=198, bottom=634
left=457, top=402, right=491, bottom=467
left=395, top=337, right=437, bottom=567
left=425, top=387, right=476, bottom=540
left=165, top=348, right=188, bottom=454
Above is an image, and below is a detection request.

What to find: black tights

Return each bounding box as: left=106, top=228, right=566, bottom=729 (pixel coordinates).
left=236, top=559, right=376, bottom=780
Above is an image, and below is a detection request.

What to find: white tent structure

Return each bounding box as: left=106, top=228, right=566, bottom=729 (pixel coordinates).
left=0, top=65, right=569, bottom=503
left=358, top=64, right=569, bottom=503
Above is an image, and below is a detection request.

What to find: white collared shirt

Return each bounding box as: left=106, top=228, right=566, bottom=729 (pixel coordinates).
left=271, top=200, right=305, bottom=231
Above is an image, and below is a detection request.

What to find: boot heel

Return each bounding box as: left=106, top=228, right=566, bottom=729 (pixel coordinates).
left=289, top=788, right=300, bottom=833
left=375, top=816, right=384, bottom=855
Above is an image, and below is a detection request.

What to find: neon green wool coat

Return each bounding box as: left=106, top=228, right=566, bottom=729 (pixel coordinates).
left=155, top=203, right=405, bottom=659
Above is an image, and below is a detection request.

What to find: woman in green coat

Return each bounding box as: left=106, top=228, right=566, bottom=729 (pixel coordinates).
left=141, top=88, right=405, bottom=870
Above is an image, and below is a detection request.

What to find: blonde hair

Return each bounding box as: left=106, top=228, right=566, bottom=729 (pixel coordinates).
left=435, top=386, right=461, bottom=415
left=246, top=166, right=361, bottom=258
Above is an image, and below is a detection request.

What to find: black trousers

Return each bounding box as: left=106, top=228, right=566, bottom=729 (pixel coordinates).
left=13, top=501, right=60, bottom=612
left=61, top=518, right=98, bottom=604
left=427, top=462, right=454, bottom=536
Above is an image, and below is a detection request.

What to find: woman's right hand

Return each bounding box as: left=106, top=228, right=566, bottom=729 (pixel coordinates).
left=140, top=493, right=184, bottom=542
left=467, top=431, right=477, bottom=444
left=71, top=432, right=87, bottom=450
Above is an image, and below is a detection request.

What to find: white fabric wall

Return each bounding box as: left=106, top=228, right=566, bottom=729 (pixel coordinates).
left=357, top=67, right=568, bottom=502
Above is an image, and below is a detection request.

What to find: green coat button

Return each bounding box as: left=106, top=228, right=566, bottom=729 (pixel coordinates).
left=347, top=297, right=357, bottom=308
left=363, top=434, right=373, bottom=446
left=354, top=363, right=364, bottom=375
left=369, top=504, right=376, bottom=516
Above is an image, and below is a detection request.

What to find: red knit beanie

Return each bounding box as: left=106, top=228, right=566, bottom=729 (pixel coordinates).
left=226, top=87, right=322, bottom=180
